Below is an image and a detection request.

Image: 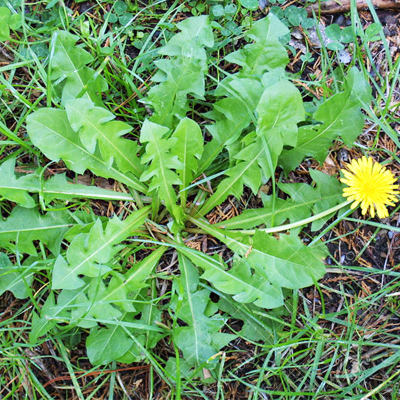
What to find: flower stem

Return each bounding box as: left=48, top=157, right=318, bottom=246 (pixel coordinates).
left=238, top=200, right=352, bottom=235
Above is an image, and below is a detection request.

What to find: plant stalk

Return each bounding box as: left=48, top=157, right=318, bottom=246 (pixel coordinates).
left=238, top=200, right=352, bottom=235
left=188, top=200, right=351, bottom=235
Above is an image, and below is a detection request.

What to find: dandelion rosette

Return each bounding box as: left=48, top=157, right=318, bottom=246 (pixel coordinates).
left=340, top=156, right=399, bottom=218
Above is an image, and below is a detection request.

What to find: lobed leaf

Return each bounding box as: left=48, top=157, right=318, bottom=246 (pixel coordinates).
left=177, top=245, right=284, bottom=309
left=140, top=120, right=183, bottom=222
left=173, top=254, right=235, bottom=366
left=0, top=159, right=37, bottom=208
left=0, top=207, right=72, bottom=256
left=224, top=13, right=289, bottom=75
left=199, top=96, right=255, bottom=173
left=217, top=296, right=279, bottom=342
left=52, top=206, right=149, bottom=290
left=198, top=141, right=265, bottom=216
left=49, top=31, right=107, bottom=105
left=192, top=218, right=327, bottom=290
left=279, top=68, right=372, bottom=171
left=65, top=98, right=143, bottom=176
left=0, top=162, right=139, bottom=206
left=256, top=80, right=305, bottom=171
left=0, top=254, right=34, bottom=299
left=145, top=16, right=213, bottom=127
left=198, top=79, right=304, bottom=216
left=101, top=246, right=167, bottom=313
left=171, top=118, right=204, bottom=204
left=0, top=7, right=21, bottom=41
left=216, top=169, right=343, bottom=230
left=86, top=325, right=132, bottom=365
left=42, top=173, right=137, bottom=203
left=26, top=108, right=146, bottom=192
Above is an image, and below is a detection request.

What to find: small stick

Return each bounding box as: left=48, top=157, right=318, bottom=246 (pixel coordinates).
left=307, top=0, right=400, bottom=15
left=43, top=365, right=149, bottom=388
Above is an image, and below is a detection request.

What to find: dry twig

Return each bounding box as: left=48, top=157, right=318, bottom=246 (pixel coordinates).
left=307, top=0, right=400, bottom=15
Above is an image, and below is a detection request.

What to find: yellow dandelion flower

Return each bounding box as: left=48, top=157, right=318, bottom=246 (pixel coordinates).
left=340, top=156, right=399, bottom=218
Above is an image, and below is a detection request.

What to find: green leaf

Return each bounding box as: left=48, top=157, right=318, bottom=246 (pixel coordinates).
left=257, top=80, right=305, bottom=146
left=0, top=254, right=34, bottom=299
left=30, top=293, right=58, bottom=343
left=325, top=24, right=342, bottom=41
left=200, top=16, right=290, bottom=174
left=285, top=6, right=308, bottom=26
left=52, top=206, right=149, bottom=290
left=279, top=68, right=371, bottom=171
left=0, top=207, right=72, bottom=256
left=248, top=232, right=327, bottom=289
left=199, top=97, right=254, bottom=173
left=0, top=159, right=36, bottom=208
left=140, top=120, right=183, bottom=222
left=65, top=98, right=143, bottom=176
left=147, top=58, right=206, bottom=127
left=56, top=281, right=123, bottom=328
left=86, top=325, right=132, bottom=365
left=256, top=80, right=305, bottom=172
left=177, top=245, right=283, bottom=309
left=49, top=31, right=107, bottom=105
left=191, top=218, right=327, bottom=291
left=279, top=169, right=344, bottom=231
left=161, top=15, right=214, bottom=53
left=198, top=138, right=266, bottom=216
left=102, top=246, right=167, bottom=312
left=173, top=254, right=234, bottom=366
left=0, top=7, right=21, bottom=41
left=26, top=108, right=146, bottom=192
left=364, top=22, right=381, bottom=42
left=115, top=297, right=165, bottom=363
left=0, top=162, right=138, bottom=206
left=165, top=357, right=197, bottom=381
left=247, top=13, right=289, bottom=42
left=239, top=0, right=259, bottom=10
left=211, top=5, right=225, bottom=17
left=145, top=16, right=213, bottom=127
left=225, top=14, right=289, bottom=75
left=217, top=296, right=277, bottom=342
left=216, top=169, right=343, bottom=230
left=171, top=118, right=203, bottom=204
left=42, top=173, right=137, bottom=203
left=216, top=196, right=310, bottom=230
left=133, top=295, right=165, bottom=351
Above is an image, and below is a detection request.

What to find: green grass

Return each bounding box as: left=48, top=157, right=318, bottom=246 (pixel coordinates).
left=1, top=1, right=400, bottom=399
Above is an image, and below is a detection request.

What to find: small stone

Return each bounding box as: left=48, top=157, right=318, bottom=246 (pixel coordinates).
left=259, top=0, right=268, bottom=9
left=292, top=28, right=303, bottom=40
left=308, top=23, right=332, bottom=48
left=338, top=49, right=352, bottom=64
left=334, top=15, right=345, bottom=26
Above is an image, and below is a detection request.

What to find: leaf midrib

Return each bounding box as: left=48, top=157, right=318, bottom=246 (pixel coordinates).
left=179, top=247, right=265, bottom=296
left=297, top=93, right=354, bottom=150
left=0, top=224, right=73, bottom=234
left=199, top=148, right=263, bottom=215
left=153, top=138, right=176, bottom=211
left=193, top=218, right=308, bottom=272
left=57, top=37, right=92, bottom=103
left=181, top=255, right=200, bottom=364
left=80, top=110, right=141, bottom=176
left=58, top=210, right=146, bottom=286
left=32, top=117, right=146, bottom=192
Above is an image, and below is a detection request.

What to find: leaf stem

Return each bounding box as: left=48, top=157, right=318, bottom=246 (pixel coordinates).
left=187, top=200, right=351, bottom=236
left=238, top=200, right=351, bottom=235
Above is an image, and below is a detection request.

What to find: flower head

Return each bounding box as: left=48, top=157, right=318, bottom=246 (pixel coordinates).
left=340, top=156, right=399, bottom=218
